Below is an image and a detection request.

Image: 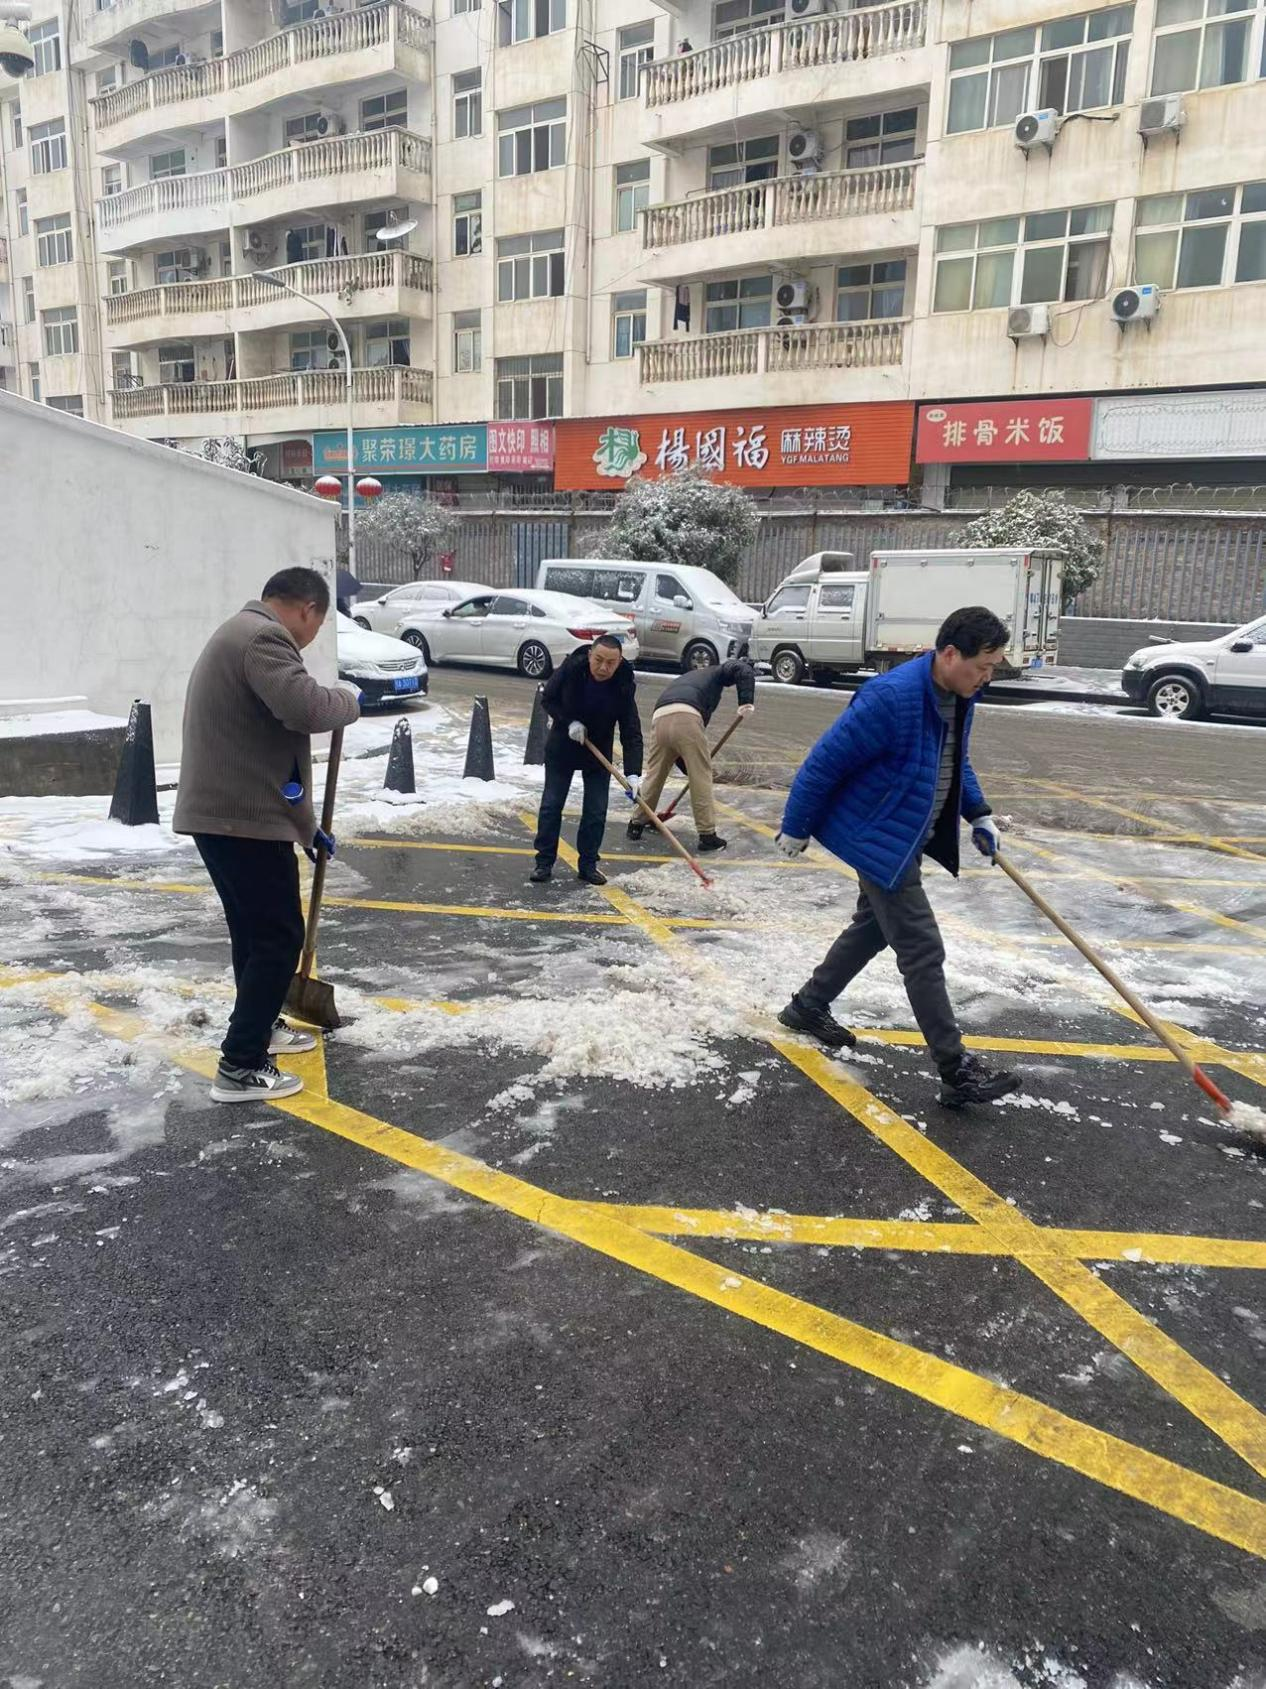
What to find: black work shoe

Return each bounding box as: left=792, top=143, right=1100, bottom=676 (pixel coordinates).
left=938, top=1052, right=1020, bottom=1110
left=777, top=994, right=857, bottom=1050
left=577, top=865, right=608, bottom=886
left=697, top=832, right=728, bottom=853
left=529, top=864, right=552, bottom=883
left=626, top=820, right=646, bottom=841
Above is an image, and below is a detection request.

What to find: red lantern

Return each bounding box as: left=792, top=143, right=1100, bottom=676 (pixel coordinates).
left=356, top=476, right=384, bottom=500
left=314, top=474, right=342, bottom=500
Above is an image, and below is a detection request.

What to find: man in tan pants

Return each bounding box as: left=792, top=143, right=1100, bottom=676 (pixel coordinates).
left=629, top=657, right=756, bottom=853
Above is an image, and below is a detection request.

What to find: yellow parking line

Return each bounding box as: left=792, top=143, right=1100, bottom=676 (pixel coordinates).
left=325, top=894, right=629, bottom=925
left=344, top=836, right=819, bottom=870
left=1009, top=779, right=1266, bottom=864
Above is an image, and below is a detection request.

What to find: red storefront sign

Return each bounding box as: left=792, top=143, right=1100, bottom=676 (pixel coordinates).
left=916, top=399, right=1094, bottom=463
left=487, top=422, right=554, bottom=473
left=281, top=438, right=313, bottom=476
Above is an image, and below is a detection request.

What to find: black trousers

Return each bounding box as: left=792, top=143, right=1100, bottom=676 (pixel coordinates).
left=533, top=748, right=611, bottom=872
left=194, top=834, right=306, bottom=1071
left=797, top=860, right=965, bottom=1074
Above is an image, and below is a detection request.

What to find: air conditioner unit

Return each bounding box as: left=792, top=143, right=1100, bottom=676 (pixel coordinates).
left=1007, top=304, right=1050, bottom=340
left=314, top=108, right=346, bottom=137
left=775, top=276, right=810, bottom=314
left=787, top=128, right=823, bottom=168
left=1014, top=108, right=1059, bottom=151
left=242, top=227, right=274, bottom=258
left=1111, top=284, right=1160, bottom=325
left=788, top=0, right=828, bottom=16
left=1139, top=94, right=1185, bottom=138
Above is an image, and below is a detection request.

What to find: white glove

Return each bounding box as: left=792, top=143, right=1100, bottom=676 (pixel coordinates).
left=568, top=720, right=587, bottom=744
left=335, top=679, right=362, bottom=700
left=775, top=832, right=808, bottom=859
left=971, top=816, right=1001, bottom=860
left=624, top=773, right=642, bottom=803
left=736, top=703, right=755, bottom=718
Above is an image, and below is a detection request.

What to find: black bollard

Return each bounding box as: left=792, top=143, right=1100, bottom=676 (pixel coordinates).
left=383, top=717, right=416, bottom=794
left=108, top=699, right=159, bottom=827
left=463, top=696, right=496, bottom=782
left=523, top=684, right=547, bottom=766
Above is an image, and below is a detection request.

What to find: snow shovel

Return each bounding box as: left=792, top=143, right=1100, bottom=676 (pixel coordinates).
left=658, top=714, right=745, bottom=822
left=285, top=727, right=344, bottom=1031
left=583, top=738, right=714, bottom=889
left=994, top=851, right=1233, bottom=1117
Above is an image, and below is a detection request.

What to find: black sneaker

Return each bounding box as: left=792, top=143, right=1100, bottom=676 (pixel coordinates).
left=777, top=994, right=857, bottom=1050
left=577, top=865, right=608, bottom=886
left=210, top=1059, right=303, bottom=1105
left=529, top=864, right=552, bottom=883
left=697, top=832, right=728, bottom=853
left=626, top=820, right=646, bottom=841
left=938, top=1052, right=1020, bottom=1110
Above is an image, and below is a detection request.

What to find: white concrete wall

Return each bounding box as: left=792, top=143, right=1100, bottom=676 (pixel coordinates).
left=0, top=391, right=338, bottom=760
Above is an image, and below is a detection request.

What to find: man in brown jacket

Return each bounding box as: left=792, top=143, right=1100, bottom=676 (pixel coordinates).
left=174, top=567, right=360, bottom=1104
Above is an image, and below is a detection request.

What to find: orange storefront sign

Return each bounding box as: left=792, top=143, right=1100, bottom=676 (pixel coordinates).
left=554, top=402, right=915, bottom=491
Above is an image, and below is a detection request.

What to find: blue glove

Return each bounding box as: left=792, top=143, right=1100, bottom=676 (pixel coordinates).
left=313, top=826, right=337, bottom=860
left=971, top=817, right=1001, bottom=860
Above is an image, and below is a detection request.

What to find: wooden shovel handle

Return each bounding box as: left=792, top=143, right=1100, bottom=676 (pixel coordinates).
left=660, top=713, right=744, bottom=820
left=298, top=727, right=344, bottom=982
left=583, top=737, right=714, bottom=888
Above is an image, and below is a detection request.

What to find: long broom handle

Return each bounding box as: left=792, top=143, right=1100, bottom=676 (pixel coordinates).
left=660, top=714, right=744, bottom=821
left=298, top=727, right=344, bottom=983
left=584, top=737, right=714, bottom=888
left=995, top=851, right=1230, bottom=1109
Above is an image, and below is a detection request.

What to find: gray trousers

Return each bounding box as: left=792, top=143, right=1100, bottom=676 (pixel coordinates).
left=797, top=860, right=965, bottom=1073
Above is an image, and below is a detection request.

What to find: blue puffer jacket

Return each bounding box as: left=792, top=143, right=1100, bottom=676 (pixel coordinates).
left=780, top=652, right=990, bottom=892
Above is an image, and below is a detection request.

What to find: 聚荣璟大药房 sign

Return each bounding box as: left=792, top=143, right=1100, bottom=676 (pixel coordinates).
left=916, top=399, right=1093, bottom=464
left=554, top=404, right=914, bottom=490
left=313, top=425, right=487, bottom=475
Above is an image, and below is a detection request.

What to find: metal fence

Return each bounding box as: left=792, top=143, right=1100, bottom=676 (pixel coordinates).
left=353, top=502, right=1266, bottom=624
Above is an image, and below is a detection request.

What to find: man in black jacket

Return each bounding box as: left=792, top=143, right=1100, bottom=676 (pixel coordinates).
left=629, top=657, right=756, bottom=853
left=530, top=636, right=644, bottom=887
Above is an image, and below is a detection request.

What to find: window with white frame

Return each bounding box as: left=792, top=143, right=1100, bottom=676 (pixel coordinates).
left=155, top=248, right=194, bottom=284
left=31, top=120, right=68, bottom=174
left=150, top=149, right=186, bottom=180
left=1135, top=180, right=1266, bottom=289
left=285, top=112, right=324, bottom=144
left=47, top=395, right=84, bottom=415
left=707, top=134, right=779, bottom=190
left=158, top=341, right=196, bottom=383
left=101, top=164, right=122, bottom=197
left=9, top=103, right=20, bottom=149
left=29, top=364, right=41, bottom=403
left=498, top=0, right=566, bottom=47
left=615, top=159, right=650, bottom=231
left=612, top=289, right=647, bottom=358
left=111, top=352, right=134, bottom=387
left=107, top=260, right=129, bottom=296
left=495, top=353, right=562, bottom=419
left=215, top=136, right=228, bottom=168
left=704, top=274, right=772, bottom=332
left=713, top=0, right=783, bottom=41
left=96, top=64, right=120, bottom=95
left=211, top=30, right=223, bottom=56
left=845, top=108, right=919, bottom=168
left=933, top=204, right=1112, bottom=311
left=362, top=209, right=397, bottom=252
left=617, top=22, right=654, bottom=99
left=16, top=187, right=28, bottom=236
left=454, top=68, right=482, bottom=137
left=361, top=89, right=407, bottom=131
left=453, top=309, right=481, bottom=373
left=148, top=44, right=184, bottom=69
left=946, top=7, right=1132, bottom=135
left=288, top=224, right=329, bottom=262
left=1151, top=0, right=1266, bottom=95
left=836, top=259, right=908, bottom=321
left=365, top=318, right=410, bottom=366
left=497, top=99, right=566, bottom=177
left=29, top=18, right=61, bottom=76
left=497, top=228, right=564, bottom=301
left=36, top=214, right=73, bottom=268
left=42, top=307, right=79, bottom=357
left=290, top=329, right=329, bottom=371
left=454, top=190, right=482, bottom=255
left=22, top=276, right=35, bottom=324
left=454, top=0, right=480, bottom=11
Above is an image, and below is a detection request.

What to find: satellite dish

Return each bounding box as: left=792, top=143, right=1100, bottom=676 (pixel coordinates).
left=375, top=218, right=418, bottom=242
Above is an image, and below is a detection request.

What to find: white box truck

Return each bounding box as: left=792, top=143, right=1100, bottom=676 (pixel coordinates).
left=748, top=548, right=1064, bottom=686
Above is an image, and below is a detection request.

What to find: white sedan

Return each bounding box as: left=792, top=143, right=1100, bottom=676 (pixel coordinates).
left=336, top=613, right=428, bottom=706
left=351, top=579, right=488, bottom=636
left=396, top=589, right=640, bottom=679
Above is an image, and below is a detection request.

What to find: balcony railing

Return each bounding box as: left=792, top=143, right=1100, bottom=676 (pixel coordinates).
left=644, top=163, right=918, bottom=250
left=110, top=365, right=433, bottom=421
left=643, top=0, right=926, bottom=107
left=92, top=3, right=431, bottom=130
left=106, top=250, right=434, bottom=327
left=97, top=129, right=431, bottom=235
left=639, top=319, right=906, bottom=383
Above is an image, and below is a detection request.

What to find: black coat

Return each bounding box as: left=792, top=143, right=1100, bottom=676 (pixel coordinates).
left=541, top=646, right=644, bottom=776
left=654, top=659, right=756, bottom=727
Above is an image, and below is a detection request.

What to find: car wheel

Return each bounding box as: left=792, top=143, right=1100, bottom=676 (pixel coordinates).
left=771, top=647, right=806, bottom=686
left=1146, top=672, right=1204, bottom=721
left=402, top=630, right=431, bottom=664
left=682, top=641, right=719, bottom=671
left=518, top=640, right=553, bottom=679
left=353, top=616, right=371, bottom=631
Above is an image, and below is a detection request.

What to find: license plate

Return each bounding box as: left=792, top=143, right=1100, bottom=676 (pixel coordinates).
left=393, top=676, right=420, bottom=693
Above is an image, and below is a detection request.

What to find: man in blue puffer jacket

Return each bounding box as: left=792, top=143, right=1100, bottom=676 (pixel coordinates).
left=774, top=606, right=1021, bottom=1110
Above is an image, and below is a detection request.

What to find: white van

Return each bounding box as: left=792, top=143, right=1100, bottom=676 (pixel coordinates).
left=1121, top=614, right=1266, bottom=719
left=535, top=559, right=755, bottom=670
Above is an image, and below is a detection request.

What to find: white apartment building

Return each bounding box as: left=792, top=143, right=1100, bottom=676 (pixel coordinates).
left=1, top=0, right=1265, bottom=491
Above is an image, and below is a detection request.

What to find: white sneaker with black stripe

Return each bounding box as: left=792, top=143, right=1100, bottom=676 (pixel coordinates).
left=210, top=1059, right=304, bottom=1105
left=268, top=1018, right=318, bottom=1054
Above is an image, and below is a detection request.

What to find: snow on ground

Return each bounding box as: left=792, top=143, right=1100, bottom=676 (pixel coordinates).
left=0, top=708, right=128, bottom=738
